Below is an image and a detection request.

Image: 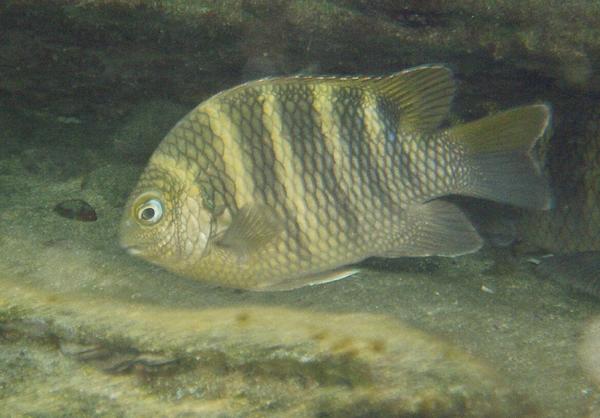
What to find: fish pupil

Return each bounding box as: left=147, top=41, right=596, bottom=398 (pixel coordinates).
left=136, top=198, right=163, bottom=224
left=141, top=207, right=155, bottom=221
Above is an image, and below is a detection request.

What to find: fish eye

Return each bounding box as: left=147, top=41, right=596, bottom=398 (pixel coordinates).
left=136, top=198, right=163, bottom=225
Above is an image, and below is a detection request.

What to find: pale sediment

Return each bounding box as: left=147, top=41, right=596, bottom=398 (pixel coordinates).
left=0, top=276, right=535, bottom=417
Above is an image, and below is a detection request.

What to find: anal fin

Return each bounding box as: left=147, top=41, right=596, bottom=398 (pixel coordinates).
left=256, top=268, right=360, bottom=291
left=380, top=199, right=483, bottom=258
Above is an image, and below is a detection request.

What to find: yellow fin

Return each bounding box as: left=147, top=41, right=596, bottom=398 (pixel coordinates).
left=370, top=65, right=455, bottom=133
left=447, top=104, right=552, bottom=209
left=448, top=104, right=551, bottom=152
left=257, top=268, right=360, bottom=291
left=214, top=204, right=281, bottom=256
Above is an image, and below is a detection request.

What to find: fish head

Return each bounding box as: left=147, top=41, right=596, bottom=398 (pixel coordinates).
left=119, top=164, right=213, bottom=272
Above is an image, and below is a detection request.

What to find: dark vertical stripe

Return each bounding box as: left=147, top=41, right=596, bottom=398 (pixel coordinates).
left=278, top=83, right=357, bottom=232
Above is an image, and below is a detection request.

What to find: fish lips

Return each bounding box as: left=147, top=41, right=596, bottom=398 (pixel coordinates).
left=122, top=245, right=143, bottom=256
left=118, top=218, right=146, bottom=256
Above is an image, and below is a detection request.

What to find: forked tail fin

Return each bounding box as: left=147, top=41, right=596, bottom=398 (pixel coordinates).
left=447, top=104, right=552, bottom=209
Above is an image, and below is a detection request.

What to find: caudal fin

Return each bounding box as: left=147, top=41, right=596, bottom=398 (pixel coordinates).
left=447, top=104, right=552, bottom=209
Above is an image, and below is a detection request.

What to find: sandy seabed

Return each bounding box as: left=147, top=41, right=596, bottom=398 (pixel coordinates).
left=1, top=114, right=598, bottom=417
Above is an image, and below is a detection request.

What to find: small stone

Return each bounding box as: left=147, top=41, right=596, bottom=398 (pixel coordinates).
left=481, top=284, right=495, bottom=294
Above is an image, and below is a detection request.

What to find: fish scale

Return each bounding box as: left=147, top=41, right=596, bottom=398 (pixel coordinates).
left=121, top=65, right=551, bottom=290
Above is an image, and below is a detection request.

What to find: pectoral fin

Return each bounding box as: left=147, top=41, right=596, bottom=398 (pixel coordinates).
left=257, top=268, right=360, bottom=291
left=214, top=204, right=282, bottom=257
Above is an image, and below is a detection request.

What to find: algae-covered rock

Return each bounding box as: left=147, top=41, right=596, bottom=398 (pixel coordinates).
left=578, top=317, right=600, bottom=416
left=80, top=163, right=141, bottom=209
left=0, top=170, right=538, bottom=417
left=2, top=0, right=600, bottom=119
left=111, top=99, right=189, bottom=164
left=0, top=280, right=535, bottom=417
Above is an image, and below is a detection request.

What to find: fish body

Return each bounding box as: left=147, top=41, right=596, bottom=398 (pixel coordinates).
left=120, top=65, right=551, bottom=290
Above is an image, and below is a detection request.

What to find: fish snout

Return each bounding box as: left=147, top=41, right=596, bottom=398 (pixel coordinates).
left=118, top=218, right=145, bottom=256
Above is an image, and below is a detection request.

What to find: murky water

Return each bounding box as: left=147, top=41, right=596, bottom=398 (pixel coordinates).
left=2, top=1, right=600, bottom=416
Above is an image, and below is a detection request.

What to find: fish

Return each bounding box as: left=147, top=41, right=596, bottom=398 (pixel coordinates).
left=119, top=65, right=551, bottom=291
left=515, top=101, right=600, bottom=297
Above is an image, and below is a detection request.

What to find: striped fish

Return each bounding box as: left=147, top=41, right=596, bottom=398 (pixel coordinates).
left=119, top=65, right=551, bottom=290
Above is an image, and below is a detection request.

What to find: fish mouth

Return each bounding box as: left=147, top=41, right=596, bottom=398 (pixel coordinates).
left=123, top=245, right=142, bottom=256
left=118, top=219, right=145, bottom=256
left=119, top=238, right=144, bottom=256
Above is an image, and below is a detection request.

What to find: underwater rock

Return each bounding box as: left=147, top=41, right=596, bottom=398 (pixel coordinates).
left=516, top=101, right=600, bottom=255
left=81, top=164, right=141, bottom=209
left=20, top=146, right=90, bottom=180
left=59, top=340, right=179, bottom=374
left=111, top=100, right=189, bottom=164
left=53, top=199, right=97, bottom=222
left=2, top=0, right=600, bottom=119
left=579, top=316, right=600, bottom=416
left=0, top=280, right=537, bottom=417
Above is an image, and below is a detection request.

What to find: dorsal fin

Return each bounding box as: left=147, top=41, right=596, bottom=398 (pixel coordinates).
left=370, top=65, right=455, bottom=133
left=217, top=65, right=455, bottom=134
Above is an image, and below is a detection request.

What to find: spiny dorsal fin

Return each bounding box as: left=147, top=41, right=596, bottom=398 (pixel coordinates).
left=370, top=65, right=455, bottom=133
left=219, top=65, right=455, bottom=133
left=214, top=204, right=282, bottom=256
